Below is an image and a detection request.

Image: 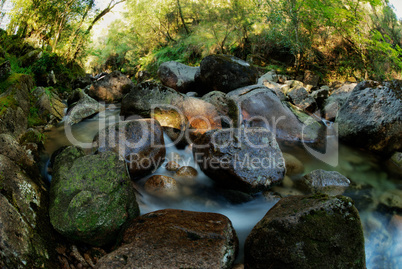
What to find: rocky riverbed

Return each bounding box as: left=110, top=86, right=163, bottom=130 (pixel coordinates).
left=1, top=54, right=401, bottom=268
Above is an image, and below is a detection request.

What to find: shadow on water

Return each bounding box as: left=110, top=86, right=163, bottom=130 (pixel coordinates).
left=42, top=106, right=402, bottom=268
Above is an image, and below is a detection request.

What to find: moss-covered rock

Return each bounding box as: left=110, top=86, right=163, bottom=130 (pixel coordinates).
left=0, top=74, right=34, bottom=137
left=49, top=147, right=140, bottom=246
left=245, top=194, right=366, bottom=269
left=31, top=87, right=66, bottom=120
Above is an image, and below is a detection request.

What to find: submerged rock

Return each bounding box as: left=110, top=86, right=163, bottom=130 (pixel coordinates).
left=282, top=153, right=304, bottom=176
left=245, top=194, right=366, bottom=269
left=88, top=71, right=133, bottom=103
left=157, top=61, right=199, bottom=93
left=49, top=147, right=139, bottom=246
left=300, top=169, right=350, bottom=195
left=96, top=209, right=238, bottom=269
left=195, top=54, right=259, bottom=93
left=336, top=80, right=402, bottom=155
left=193, top=127, right=285, bottom=193
left=93, top=119, right=165, bottom=179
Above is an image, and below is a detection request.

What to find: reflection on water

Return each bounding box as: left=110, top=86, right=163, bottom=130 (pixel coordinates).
left=43, top=107, right=402, bottom=268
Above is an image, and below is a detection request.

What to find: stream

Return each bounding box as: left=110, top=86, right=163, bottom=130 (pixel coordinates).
left=43, top=105, right=402, bottom=268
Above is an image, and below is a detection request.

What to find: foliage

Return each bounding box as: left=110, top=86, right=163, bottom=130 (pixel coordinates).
left=3, top=0, right=402, bottom=81
left=6, top=0, right=126, bottom=62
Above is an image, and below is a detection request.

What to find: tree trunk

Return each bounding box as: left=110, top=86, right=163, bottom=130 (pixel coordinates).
left=70, top=0, right=126, bottom=61
left=177, top=0, right=189, bottom=34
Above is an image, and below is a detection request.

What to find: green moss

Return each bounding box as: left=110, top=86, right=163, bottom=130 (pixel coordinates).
left=0, top=94, right=17, bottom=117
left=0, top=73, right=25, bottom=94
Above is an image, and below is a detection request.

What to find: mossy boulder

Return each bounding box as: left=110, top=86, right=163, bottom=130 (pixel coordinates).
left=31, top=87, right=66, bottom=120
left=49, top=147, right=140, bottom=246
left=96, top=209, right=239, bottom=269
left=0, top=74, right=34, bottom=137
left=245, top=194, right=366, bottom=269
left=0, top=154, right=59, bottom=269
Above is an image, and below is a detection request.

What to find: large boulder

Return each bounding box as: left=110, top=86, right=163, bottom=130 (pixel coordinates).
left=245, top=194, right=366, bottom=269
left=227, top=85, right=326, bottom=148
left=323, top=82, right=356, bottom=121
left=120, top=81, right=185, bottom=118
left=88, top=71, right=133, bottom=103
left=299, top=169, right=350, bottom=195
left=0, top=133, right=35, bottom=168
left=49, top=147, right=139, bottom=246
left=157, top=61, right=200, bottom=93
left=121, top=82, right=222, bottom=144
left=93, top=119, right=166, bottom=179
left=202, top=91, right=241, bottom=128
left=31, top=87, right=66, bottom=120
left=195, top=54, right=259, bottom=93
left=0, top=154, right=59, bottom=268
left=287, top=86, right=317, bottom=113
left=66, top=90, right=105, bottom=125
left=0, top=74, right=33, bottom=137
left=193, top=127, right=285, bottom=193
left=336, top=80, right=402, bottom=155
left=96, top=209, right=238, bottom=269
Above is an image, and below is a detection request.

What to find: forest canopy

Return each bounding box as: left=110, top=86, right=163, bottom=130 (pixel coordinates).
left=1, top=0, right=402, bottom=82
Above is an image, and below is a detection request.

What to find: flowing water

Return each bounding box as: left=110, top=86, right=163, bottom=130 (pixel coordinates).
left=43, top=105, right=402, bottom=268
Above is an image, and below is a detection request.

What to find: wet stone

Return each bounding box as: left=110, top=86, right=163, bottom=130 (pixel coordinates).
left=175, top=166, right=198, bottom=179
left=144, top=175, right=178, bottom=196
left=96, top=209, right=239, bottom=269
left=165, top=161, right=181, bottom=171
